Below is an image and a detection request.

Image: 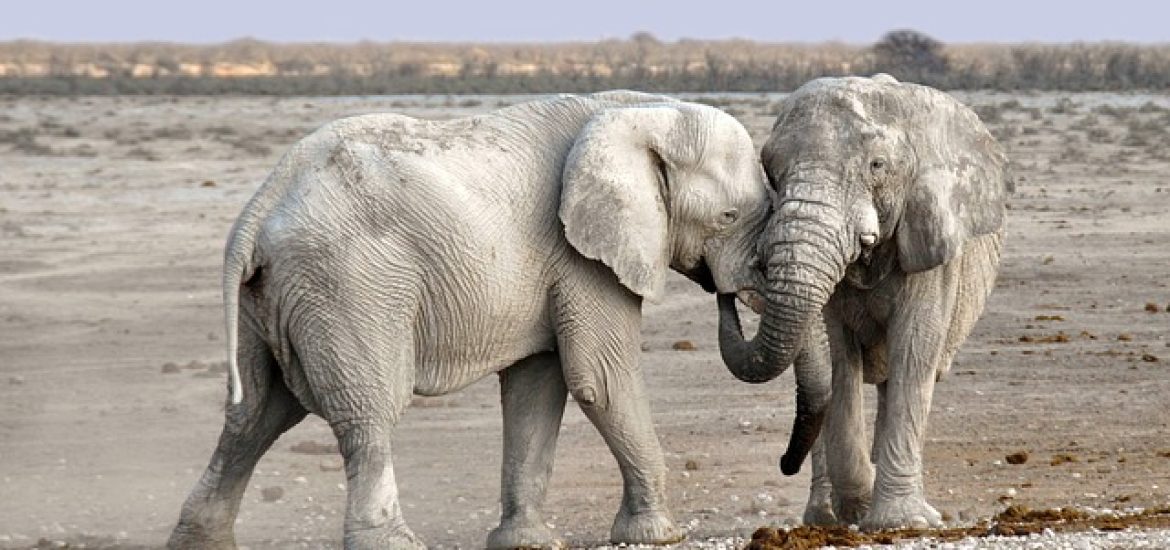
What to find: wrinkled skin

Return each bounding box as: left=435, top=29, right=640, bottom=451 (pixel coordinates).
left=167, top=91, right=772, bottom=550
left=717, top=75, right=1010, bottom=531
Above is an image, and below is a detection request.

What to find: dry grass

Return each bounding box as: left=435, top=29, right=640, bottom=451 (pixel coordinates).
left=3, top=36, right=1170, bottom=94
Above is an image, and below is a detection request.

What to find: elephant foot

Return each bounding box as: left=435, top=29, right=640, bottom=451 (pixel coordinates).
left=487, top=518, right=563, bottom=550
left=166, top=523, right=236, bottom=550
left=802, top=499, right=838, bottom=526
left=860, top=494, right=942, bottom=532
left=344, top=525, right=425, bottom=550
left=831, top=492, right=871, bottom=526
left=610, top=510, right=685, bottom=545
left=802, top=481, right=838, bottom=526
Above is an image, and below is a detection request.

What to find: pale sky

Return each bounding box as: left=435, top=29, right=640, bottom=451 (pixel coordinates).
left=3, top=0, right=1166, bottom=44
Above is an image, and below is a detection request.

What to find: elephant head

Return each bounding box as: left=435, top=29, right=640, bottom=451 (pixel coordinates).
left=559, top=98, right=771, bottom=303
left=718, top=75, right=1011, bottom=472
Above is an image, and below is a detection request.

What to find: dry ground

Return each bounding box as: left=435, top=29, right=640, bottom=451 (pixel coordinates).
left=0, top=91, right=1168, bottom=549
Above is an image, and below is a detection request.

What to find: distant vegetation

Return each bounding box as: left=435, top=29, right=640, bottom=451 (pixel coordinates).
left=2, top=31, right=1169, bottom=94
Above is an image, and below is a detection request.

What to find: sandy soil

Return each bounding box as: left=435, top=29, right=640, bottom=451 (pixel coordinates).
left=1, top=92, right=1168, bottom=549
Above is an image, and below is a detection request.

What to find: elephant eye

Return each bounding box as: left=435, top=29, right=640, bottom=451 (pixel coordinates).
left=870, top=158, right=887, bottom=172
left=719, top=208, right=739, bottom=225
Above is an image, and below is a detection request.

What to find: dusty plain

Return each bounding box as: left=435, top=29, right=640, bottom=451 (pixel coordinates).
left=1, top=91, right=1168, bottom=548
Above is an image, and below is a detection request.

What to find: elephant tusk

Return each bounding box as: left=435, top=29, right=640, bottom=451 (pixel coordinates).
left=736, top=289, right=767, bottom=315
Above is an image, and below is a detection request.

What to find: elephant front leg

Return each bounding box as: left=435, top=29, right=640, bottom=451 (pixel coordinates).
left=823, top=320, right=874, bottom=525
left=487, top=352, right=569, bottom=550
left=553, top=279, right=683, bottom=546
left=861, top=303, right=946, bottom=531
left=575, top=373, right=683, bottom=545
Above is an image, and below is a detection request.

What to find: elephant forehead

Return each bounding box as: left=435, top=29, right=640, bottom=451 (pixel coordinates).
left=832, top=92, right=870, bottom=121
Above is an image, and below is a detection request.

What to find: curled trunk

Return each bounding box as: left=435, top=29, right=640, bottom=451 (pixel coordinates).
left=717, top=198, right=848, bottom=474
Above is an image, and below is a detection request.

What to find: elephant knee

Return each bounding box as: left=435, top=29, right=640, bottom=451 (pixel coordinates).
left=571, top=385, right=599, bottom=406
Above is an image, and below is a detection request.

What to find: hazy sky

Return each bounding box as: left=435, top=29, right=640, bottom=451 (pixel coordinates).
left=3, top=0, right=1166, bottom=44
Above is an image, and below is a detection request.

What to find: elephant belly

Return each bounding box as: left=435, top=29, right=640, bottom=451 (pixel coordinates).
left=410, top=283, right=558, bottom=396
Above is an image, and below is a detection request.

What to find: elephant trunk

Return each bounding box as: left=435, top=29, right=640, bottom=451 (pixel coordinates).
left=779, top=323, right=832, bottom=475
left=717, top=201, right=845, bottom=382
left=717, top=194, right=850, bottom=473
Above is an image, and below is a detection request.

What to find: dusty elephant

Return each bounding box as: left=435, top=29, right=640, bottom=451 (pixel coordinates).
left=166, top=91, right=774, bottom=549
left=717, top=75, right=1011, bottom=530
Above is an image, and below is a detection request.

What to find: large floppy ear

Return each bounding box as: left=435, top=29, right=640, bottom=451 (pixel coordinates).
left=896, top=87, right=1012, bottom=273
left=560, top=106, right=681, bottom=302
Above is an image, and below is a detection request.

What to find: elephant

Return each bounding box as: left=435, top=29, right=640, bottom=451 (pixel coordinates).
left=166, top=90, right=774, bottom=549
left=716, top=75, right=1011, bottom=530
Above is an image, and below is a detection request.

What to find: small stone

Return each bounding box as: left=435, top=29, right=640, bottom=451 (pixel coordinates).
left=201, top=180, right=217, bottom=187
left=1145, top=302, right=1160, bottom=313
left=685, top=459, right=700, bottom=471
left=290, top=441, right=338, bottom=455
left=161, top=362, right=181, bottom=374
left=1005, top=451, right=1029, bottom=465
left=671, top=340, right=697, bottom=351
left=261, top=486, right=284, bottom=502
left=319, top=458, right=343, bottom=472
left=1141, top=353, right=1159, bottom=362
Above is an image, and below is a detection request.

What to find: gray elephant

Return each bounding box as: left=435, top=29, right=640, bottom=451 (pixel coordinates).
left=167, top=91, right=773, bottom=549
left=717, top=75, right=1011, bottom=530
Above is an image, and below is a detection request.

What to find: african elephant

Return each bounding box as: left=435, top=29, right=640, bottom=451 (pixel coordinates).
left=717, top=75, right=1011, bottom=530
left=167, top=91, right=773, bottom=549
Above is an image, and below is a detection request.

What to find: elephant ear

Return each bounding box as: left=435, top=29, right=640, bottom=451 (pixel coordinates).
left=896, top=89, right=1012, bottom=273
left=560, top=106, right=677, bottom=302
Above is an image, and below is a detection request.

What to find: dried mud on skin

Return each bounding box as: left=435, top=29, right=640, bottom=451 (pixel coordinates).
left=744, top=505, right=1170, bottom=549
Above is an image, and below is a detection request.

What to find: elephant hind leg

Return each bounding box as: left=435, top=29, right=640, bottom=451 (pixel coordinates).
left=168, top=324, right=307, bottom=550
left=293, top=311, right=423, bottom=550
left=802, top=439, right=839, bottom=526
left=488, top=352, right=569, bottom=549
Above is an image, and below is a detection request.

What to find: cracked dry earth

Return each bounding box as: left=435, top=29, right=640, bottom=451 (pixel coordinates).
left=1, top=91, right=1168, bottom=549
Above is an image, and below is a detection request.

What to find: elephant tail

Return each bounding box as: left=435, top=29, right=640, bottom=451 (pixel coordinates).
left=222, top=201, right=266, bottom=405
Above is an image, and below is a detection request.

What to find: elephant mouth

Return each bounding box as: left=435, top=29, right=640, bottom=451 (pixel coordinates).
left=679, top=259, right=718, bottom=294
left=678, top=258, right=766, bottom=315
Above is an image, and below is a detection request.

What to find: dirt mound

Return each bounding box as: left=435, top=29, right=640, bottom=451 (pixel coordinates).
left=745, top=505, right=1170, bottom=549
